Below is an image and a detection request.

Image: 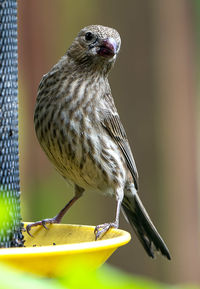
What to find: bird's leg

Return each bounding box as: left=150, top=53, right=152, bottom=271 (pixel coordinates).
left=26, top=185, right=84, bottom=236
left=94, top=197, right=122, bottom=240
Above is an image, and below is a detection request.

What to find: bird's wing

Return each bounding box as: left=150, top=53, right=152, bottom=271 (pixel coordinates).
left=100, top=99, right=139, bottom=189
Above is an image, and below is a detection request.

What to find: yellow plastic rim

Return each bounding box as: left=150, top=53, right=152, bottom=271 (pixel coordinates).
left=0, top=223, right=131, bottom=277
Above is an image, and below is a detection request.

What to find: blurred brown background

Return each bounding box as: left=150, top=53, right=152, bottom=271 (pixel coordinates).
left=18, top=0, right=200, bottom=285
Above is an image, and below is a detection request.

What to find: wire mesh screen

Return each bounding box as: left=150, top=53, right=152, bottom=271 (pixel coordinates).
left=0, top=0, right=23, bottom=247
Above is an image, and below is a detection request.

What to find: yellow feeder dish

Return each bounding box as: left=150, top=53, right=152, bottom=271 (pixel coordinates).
left=0, top=223, right=131, bottom=277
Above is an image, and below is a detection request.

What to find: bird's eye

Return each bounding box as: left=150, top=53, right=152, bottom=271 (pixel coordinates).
left=85, top=32, right=94, bottom=41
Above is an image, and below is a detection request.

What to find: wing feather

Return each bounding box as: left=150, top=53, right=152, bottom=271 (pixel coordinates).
left=101, top=109, right=139, bottom=189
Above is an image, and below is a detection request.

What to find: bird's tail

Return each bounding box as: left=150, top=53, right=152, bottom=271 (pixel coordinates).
left=122, top=191, right=171, bottom=260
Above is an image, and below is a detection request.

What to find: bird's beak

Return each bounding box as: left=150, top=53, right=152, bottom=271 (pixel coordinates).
left=97, top=37, right=117, bottom=58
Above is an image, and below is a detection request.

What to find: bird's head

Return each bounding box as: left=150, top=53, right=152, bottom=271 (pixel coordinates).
left=67, top=25, right=121, bottom=74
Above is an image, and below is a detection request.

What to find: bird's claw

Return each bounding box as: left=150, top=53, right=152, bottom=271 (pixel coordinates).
left=26, top=217, right=58, bottom=237
left=26, top=225, right=34, bottom=237
left=41, top=220, right=49, bottom=230
left=94, top=222, right=118, bottom=240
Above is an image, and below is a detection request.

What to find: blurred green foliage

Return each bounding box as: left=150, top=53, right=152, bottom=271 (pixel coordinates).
left=0, top=194, right=14, bottom=227
left=0, top=194, right=18, bottom=244
left=0, top=263, right=198, bottom=289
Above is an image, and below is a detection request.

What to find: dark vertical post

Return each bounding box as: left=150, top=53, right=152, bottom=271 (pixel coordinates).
left=0, top=0, right=23, bottom=247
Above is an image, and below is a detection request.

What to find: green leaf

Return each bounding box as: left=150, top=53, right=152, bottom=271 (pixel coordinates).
left=0, top=263, right=198, bottom=289
left=0, top=263, right=65, bottom=289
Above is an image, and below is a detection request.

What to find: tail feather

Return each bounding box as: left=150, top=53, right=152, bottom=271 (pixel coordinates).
left=122, top=193, right=171, bottom=260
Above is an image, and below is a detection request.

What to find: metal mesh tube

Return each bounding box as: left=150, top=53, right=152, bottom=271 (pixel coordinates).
left=0, top=0, right=23, bottom=247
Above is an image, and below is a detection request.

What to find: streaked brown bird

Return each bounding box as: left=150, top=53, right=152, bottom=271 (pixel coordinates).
left=27, top=25, right=171, bottom=260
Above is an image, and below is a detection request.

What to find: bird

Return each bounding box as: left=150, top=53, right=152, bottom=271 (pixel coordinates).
left=27, top=25, right=171, bottom=260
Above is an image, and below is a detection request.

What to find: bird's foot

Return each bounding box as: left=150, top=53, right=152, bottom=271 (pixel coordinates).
left=26, top=216, right=60, bottom=237
left=94, top=221, right=118, bottom=240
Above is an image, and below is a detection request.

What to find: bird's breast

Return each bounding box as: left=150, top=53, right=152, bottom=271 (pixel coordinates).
left=34, top=76, right=126, bottom=193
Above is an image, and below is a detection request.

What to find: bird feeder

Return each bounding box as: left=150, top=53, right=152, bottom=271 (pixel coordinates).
left=0, top=223, right=131, bottom=277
